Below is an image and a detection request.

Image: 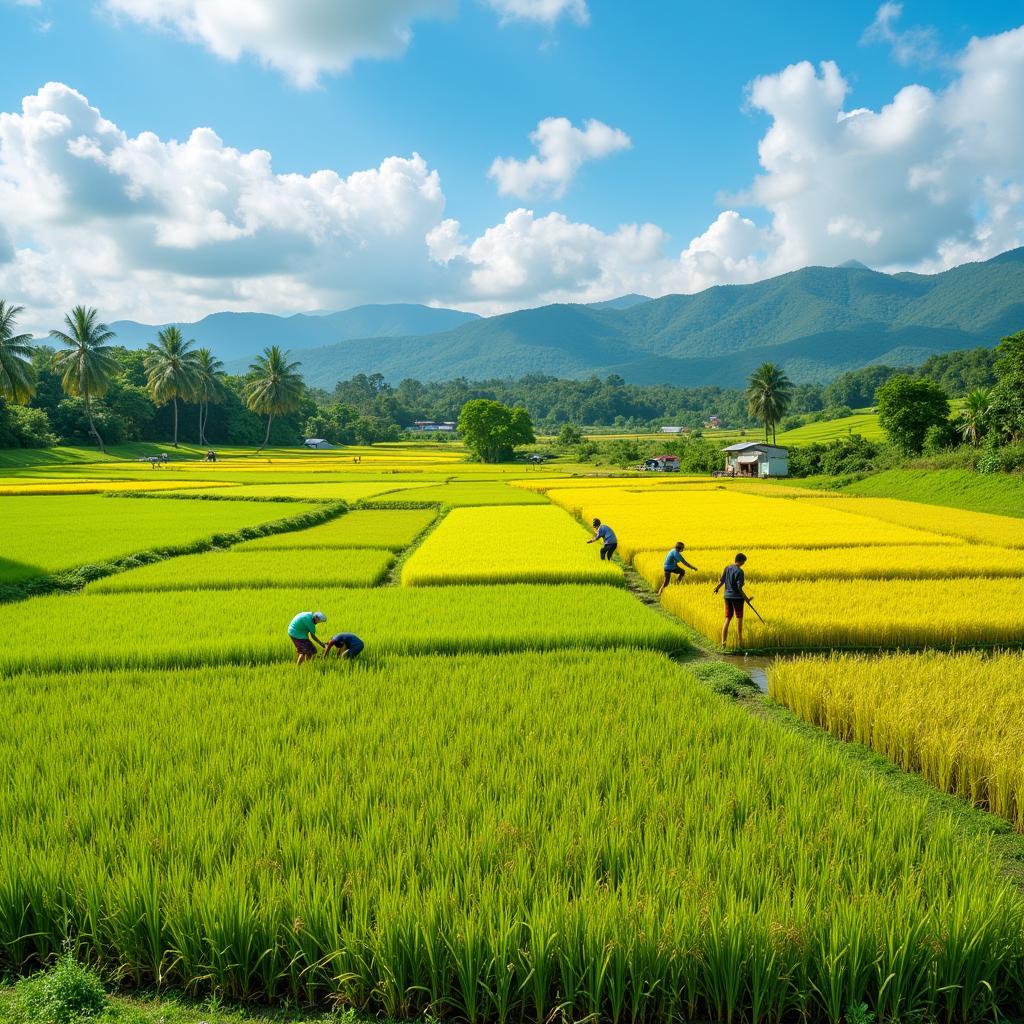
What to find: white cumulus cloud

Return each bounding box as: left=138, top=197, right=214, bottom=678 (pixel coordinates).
left=484, top=0, right=588, bottom=25
left=489, top=117, right=631, bottom=199
left=862, top=2, right=942, bottom=67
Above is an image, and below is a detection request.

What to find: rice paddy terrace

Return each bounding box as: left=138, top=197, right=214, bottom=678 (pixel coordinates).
left=2, top=443, right=1024, bottom=1022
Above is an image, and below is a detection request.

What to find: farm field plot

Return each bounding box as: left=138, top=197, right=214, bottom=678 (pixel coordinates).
left=662, top=575, right=1024, bottom=650
left=547, top=487, right=951, bottom=559
left=0, top=479, right=231, bottom=495
left=402, top=505, right=622, bottom=586
left=167, top=480, right=429, bottom=501
left=236, top=508, right=437, bottom=551
left=0, top=495, right=323, bottom=585
left=770, top=651, right=1024, bottom=829
left=635, top=543, right=1022, bottom=587
left=0, top=584, right=686, bottom=673
left=88, top=548, right=395, bottom=593
left=366, top=480, right=548, bottom=505
left=3, top=651, right=1024, bottom=1019
left=841, top=468, right=1024, bottom=519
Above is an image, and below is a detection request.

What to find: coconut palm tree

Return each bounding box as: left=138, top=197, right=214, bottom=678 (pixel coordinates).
left=959, top=387, right=992, bottom=447
left=244, top=345, right=304, bottom=451
left=746, top=362, right=793, bottom=444
left=144, top=327, right=200, bottom=447
left=194, top=347, right=225, bottom=445
left=0, top=300, right=35, bottom=404
left=50, top=306, right=118, bottom=452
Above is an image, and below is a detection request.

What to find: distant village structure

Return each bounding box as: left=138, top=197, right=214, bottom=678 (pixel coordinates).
left=302, top=438, right=335, bottom=449
left=411, top=421, right=457, bottom=433
left=721, top=442, right=789, bottom=478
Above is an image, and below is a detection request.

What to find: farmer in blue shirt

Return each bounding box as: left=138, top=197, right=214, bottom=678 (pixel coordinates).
left=658, top=541, right=698, bottom=595
left=713, top=554, right=751, bottom=650
left=586, top=518, right=617, bottom=560
left=323, top=632, right=365, bottom=660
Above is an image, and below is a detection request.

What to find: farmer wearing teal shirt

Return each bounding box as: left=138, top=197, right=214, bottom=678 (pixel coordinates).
left=288, top=610, right=326, bottom=664
left=658, top=541, right=698, bottom=596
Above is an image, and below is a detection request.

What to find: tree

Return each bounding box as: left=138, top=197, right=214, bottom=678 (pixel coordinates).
left=0, top=301, right=35, bottom=404
left=457, top=399, right=535, bottom=462
left=875, top=374, right=951, bottom=454
left=244, top=346, right=305, bottom=450
left=144, top=327, right=200, bottom=447
left=746, top=363, right=793, bottom=444
left=557, top=422, right=583, bottom=446
left=194, top=348, right=226, bottom=445
left=988, top=331, right=1024, bottom=443
left=49, top=306, right=118, bottom=452
left=958, top=387, right=992, bottom=446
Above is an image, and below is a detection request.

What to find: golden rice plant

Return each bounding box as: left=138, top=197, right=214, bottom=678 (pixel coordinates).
left=402, top=505, right=623, bottom=586
left=770, top=651, right=1024, bottom=829
left=236, top=508, right=436, bottom=551
left=659, top=576, right=1024, bottom=650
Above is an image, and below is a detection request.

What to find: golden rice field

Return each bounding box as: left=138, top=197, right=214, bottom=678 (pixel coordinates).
left=402, top=505, right=623, bottom=586
left=236, top=508, right=436, bottom=550
left=770, top=651, right=1024, bottom=829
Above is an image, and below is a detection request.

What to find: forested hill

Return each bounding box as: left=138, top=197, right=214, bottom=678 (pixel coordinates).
left=291, top=248, right=1024, bottom=388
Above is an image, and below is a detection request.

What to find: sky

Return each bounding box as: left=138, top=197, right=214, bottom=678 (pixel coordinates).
left=1, top=0, right=1023, bottom=332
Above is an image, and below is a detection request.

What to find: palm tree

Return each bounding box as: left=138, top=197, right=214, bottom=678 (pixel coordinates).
left=194, top=347, right=225, bottom=445
left=50, top=306, right=118, bottom=452
left=0, top=300, right=35, bottom=404
left=144, top=327, right=200, bottom=447
left=959, top=387, right=992, bottom=446
left=746, top=362, right=793, bottom=444
left=243, top=345, right=304, bottom=451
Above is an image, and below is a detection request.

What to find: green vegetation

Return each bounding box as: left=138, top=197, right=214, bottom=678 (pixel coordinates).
left=4, top=652, right=1024, bottom=1020
left=0, top=495, right=322, bottom=585
left=456, top=398, right=534, bottom=462
left=366, top=480, right=547, bottom=506
left=745, top=362, right=793, bottom=443
left=237, top=509, right=436, bottom=551
left=88, top=548, right=395, bottom=593
left=841, top=468, right=1024, bottom=518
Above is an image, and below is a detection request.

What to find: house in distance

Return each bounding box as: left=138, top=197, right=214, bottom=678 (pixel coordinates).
left=721, top=442, right=789, bottom=478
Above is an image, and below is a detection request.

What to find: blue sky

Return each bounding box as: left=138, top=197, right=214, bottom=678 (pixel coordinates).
left=1, top=0, right=1023, bottom=329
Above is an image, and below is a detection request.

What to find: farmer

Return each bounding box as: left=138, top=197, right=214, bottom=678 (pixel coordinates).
left=713, top=553, right=750, bottom=650
left=586, top=518, right=618, bottom=560
left=658, top=542, right=698, bottom=596
left=323, top=632, right=365, bottom=660
left=288, top=610, right=327, bottom=664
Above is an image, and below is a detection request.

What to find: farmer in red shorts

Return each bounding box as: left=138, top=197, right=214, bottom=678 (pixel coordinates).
left=288, top=610, right=327, bottom=664
left=713, top=553, right=750, bottom=650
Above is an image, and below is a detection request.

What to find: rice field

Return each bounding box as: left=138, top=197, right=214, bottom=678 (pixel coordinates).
left=165, top=480, right=429, bottom=501
left=367, top=480, right=549, bottom=506
left=402, top=505, right=623, bottom=586
left=236, top=508, right=436, bottom=551
left=770, top=651, right=1024, bottom=829
left=87, top=548, right=396, bottom=592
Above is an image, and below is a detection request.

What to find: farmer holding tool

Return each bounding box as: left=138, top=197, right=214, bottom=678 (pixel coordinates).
left=587, top=518, right=618, bottom=560
left=288, top=610, right=327, bottom=664
left=658, top=541, right=698, bottom=595
left=323, top=632, right=365, bottom=660
left=713, top=553, right=752, bottom=650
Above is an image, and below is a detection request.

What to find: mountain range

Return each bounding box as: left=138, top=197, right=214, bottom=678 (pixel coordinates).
left=108, top=248, right=1024, bottom=388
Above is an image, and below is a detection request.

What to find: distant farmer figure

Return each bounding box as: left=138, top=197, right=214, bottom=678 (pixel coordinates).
left=288, top=610, right=327, bottom=664
left=323, top=632, right=364, bottom=660
left=713, top=553, right=750, bottom=650
left=587, top=518, right=617, bottom=560
left=658, top=541, right=698, bottom=595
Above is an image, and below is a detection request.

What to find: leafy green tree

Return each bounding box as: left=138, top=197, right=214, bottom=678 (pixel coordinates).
left=244, top=346, right=305, bottom=450
left=0, top=301, right=35, bottom=404
left=49, top=306, right=119, bottom=452
left=194, top=348, right=226, bottom=445
left=959, top=387, right=992, bottom=446
left=557, top=422, right=583, bottom=446
left=144, top=327, right=200, bottom=447
left=875, top=375, right=951, bottom=454
left=746, top=362, right=793, bottom=443
left=989, top=331, right=1024, bottom=443
left=457, top=399, right=535, bottom=462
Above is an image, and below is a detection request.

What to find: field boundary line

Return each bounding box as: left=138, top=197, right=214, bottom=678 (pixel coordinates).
left=383, top=505, right=449, bottom=586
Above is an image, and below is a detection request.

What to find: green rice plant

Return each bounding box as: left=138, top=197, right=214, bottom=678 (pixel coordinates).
left=660, top=575, right=1024, bottom=651
left=771, top=651, right=1024, bottom=829
left=235, top=509, right=437, bottom=552
left=1, top=652, right=1023, bottom=1020
left=402, top=506, right=623, bottom=586
left=169, top=481, right=428, bottom=501
left=0, top=584, right=685, bottom=673
left=86, top=548, right=395, bottom=593
left=366, top=482, right=548, bottom=506
left=0, top=495, right=324, bottom=586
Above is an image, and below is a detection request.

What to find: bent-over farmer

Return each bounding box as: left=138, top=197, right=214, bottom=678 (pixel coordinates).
left=288, top=610, right=327, bottom=664
left=587, top=518, right=618, bottom=561
left=658, top=541, right=698, bottom=596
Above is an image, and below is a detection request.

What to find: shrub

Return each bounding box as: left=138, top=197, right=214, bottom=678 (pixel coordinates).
left=11, top=955, right=106, bottom=1024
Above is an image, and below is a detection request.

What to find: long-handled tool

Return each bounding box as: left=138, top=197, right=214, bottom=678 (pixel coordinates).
left=745, top=597, right=766, bottom=625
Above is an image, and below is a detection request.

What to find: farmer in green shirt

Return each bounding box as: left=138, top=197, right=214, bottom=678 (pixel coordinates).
left=288, top=610, right=326, bottom=664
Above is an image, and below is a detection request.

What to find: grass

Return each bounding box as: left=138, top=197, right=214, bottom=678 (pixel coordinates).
left=402, top=506, right=623, bottom=586
left=366, top=481, right=548, bottom=506
left=770, top=650, right=1024, bottom=829
left=0, top=496, right=322, bottom=585
left=842, top=468, right=1024, bottom=519
left=0, top=585, right=686, bottom=673
left=87, top=548, right=396, bottom=593
left=236, top=509, right=437, bottom=552
left=3, top=652, right=1024, bottom=1021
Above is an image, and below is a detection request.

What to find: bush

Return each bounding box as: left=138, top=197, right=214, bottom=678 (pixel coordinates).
left=922, top=419, right=960, bottom=455
left=10, top=955, right=106, bottom=1024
